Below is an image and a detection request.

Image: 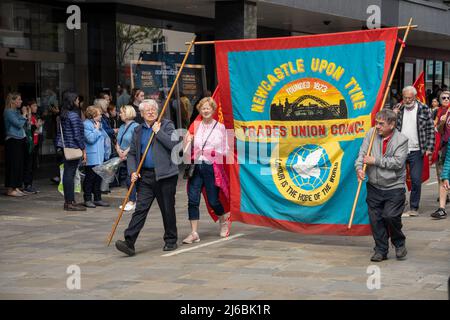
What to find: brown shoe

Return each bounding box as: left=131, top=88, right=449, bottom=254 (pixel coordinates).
left=64, top=202, right=86, bottom=211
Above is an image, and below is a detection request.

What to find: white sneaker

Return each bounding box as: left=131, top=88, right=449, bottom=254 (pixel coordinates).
left=120, top=201, right=136, bottom=212
left=182, top=232, right=200, bottom=244
left=408, top=210, right=419, bottom=217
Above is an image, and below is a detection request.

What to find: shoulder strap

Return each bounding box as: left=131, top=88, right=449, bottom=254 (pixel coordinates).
left=59, top=118, right=66, bottom=148
left=119, top=121, right=135, bottom=146
left=201, top=120, right=219, bottom=151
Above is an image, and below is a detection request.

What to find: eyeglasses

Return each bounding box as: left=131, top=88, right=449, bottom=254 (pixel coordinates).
left=442, top=96, right=450, bottom=101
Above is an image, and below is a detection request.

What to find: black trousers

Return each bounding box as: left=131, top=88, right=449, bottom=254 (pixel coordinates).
left=366, top=183, right=406, bottom=255
left=63, top=157, right=80, bottom=203
left=124, top=169, right=178, bottom=246
left=24, top=144, right=38, bottom=187
left=83, top=165, right=102, bottom=202
left=4, top=137, right=27, bottom=189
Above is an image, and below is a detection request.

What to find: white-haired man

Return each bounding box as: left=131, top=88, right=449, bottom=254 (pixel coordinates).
left=115, top=99, right=180, bottom=255
left=391, top=86, right=435, bottom=216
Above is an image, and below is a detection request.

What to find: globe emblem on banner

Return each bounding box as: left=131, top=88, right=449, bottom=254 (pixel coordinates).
left=286, top=145, right=331, bottom=191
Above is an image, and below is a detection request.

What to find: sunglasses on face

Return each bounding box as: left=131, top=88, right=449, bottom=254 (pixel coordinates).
left=442, top=96, right=450, bottom=101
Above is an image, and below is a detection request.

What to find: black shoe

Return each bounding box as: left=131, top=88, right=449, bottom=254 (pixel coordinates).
left=64, top=202, right=87, bottom=211
left=83, top=201, right=96, bottom=208
left=163, top=243, right=178, bottom=251
left=431, top=208, right=447, bottom=219
left=115, top=240, right=135, bottom=256
left=23, top=185, right=39, bottom=194
left=370, top=252, right=387, bottom=262
left=395, top=246, right=407, bottom=259
left=94, top=200, right=110, bottom=207
left=73, top=201, right=86, bottom=208
left=51, top=177, right=60, bottom=184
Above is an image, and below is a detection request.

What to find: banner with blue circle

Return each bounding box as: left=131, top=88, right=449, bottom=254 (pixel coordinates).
left=215, top=28, right=398, bottom=235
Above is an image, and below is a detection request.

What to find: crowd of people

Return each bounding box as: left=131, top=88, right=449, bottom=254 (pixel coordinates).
left=3, top=82, right=449, bottom=258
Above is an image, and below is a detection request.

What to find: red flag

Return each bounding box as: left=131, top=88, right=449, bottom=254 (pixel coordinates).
left=413, top=71, right=426, bottom=104
left=187, top=87, right=231, bottom=222
left=405, top=159, right=430, bottom=191
left=405, top=71, right=431, bottom=190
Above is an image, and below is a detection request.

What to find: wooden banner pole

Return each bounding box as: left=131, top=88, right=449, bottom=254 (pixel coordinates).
left=185, top=25, right=418, bottom=46
left=347, top=18, right=414, bottom=229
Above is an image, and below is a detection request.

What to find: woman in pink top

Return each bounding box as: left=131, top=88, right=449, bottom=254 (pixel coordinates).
left=182, top=97, right=230, bottom=244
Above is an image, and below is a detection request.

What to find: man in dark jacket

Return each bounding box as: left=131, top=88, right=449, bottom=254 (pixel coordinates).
left=355, top=109, right=409, bottom=262
left=115, top=99, right=180, bottom=255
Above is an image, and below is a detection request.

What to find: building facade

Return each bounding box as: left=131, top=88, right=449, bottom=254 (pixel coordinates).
left=1, top=0, right=449, bottom=160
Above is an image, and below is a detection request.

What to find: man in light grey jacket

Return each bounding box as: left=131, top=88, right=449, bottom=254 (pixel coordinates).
left=355, top=109, right=409, bottom=262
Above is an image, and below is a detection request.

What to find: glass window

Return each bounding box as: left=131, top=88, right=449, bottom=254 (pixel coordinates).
left=443, top=62, right=450, bottom=89
left=152, top=36, right=166, bottom=53
left=0, top=1, right=72, bottom=53
left=425, top=60, right=434, bottom=91
left=116, top=21, right=164, bottom=87
left=415, top=59, right=424, bottom=79
left=435, top=60, right=443, bottom=87
left=0, top=1, right=34, bottom=49
left=404, top=63, right=413, bottom=87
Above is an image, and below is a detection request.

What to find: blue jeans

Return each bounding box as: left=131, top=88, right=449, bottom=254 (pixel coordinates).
left=188, top=162, right=225, bottom=220
left=407, top=150, right=423, bottom=210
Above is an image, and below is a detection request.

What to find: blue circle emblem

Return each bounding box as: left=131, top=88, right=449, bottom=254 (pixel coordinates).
left=285, top=144, right=331, bottom=191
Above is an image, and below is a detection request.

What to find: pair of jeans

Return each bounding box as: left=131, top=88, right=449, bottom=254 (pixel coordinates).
left=366, top=183, right=406, bottom=256
left=124, top=169, right=178, bottom=246
left=406, top=150, right=423, bottom=210
left=188, top=162, right=225, bottom=220
left=83, top=165, right=102, bottom=202
left=63, top=157, right=80, bottom=203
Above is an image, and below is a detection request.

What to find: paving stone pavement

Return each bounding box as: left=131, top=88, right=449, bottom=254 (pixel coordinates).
left=0, top=171, right=449, bottom=300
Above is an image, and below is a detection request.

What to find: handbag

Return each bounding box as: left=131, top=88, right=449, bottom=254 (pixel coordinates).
left=183, top=162, right=196, bottom=180
left=183, top=121, right=218, bottom=180
left=59, top=121, right=83, bottom=160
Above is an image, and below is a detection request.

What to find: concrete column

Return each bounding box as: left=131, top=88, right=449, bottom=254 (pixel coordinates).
left=86, top=3, right=117, bottom=102
left=215, top=0, right=257, bottom=40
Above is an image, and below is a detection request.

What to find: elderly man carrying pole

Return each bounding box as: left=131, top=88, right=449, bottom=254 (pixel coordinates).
left=115, top=99, right=180, bottom=255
